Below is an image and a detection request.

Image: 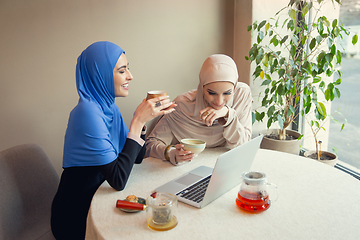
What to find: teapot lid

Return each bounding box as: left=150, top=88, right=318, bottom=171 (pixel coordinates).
left=242, top=171, right=266, bottom=185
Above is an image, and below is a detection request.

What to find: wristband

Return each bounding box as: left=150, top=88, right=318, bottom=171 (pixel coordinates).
left=164, top=145, right=175, bottom=161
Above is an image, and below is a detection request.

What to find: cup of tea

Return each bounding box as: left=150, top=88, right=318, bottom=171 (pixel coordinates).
left=235, top=171, right=277, bottom=213
left=146, top=90, right=167, bottom=100
left=180, top=139, right=206, bottom=156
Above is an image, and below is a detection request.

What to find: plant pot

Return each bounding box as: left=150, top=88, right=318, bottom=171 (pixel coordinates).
left=259, top=129, right=302, bottom=155
left=303, top=150, right=338, bottom=167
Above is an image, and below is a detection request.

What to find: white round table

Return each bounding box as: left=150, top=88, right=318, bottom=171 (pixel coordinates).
left=86, top=148, right=360, bottom=240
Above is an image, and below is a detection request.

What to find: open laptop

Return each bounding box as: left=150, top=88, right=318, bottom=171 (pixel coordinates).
left=154, top=135, right=263, bottom=208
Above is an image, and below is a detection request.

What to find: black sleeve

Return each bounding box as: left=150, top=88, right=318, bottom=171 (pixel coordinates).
left=99, top=138, right=143, bottom=191
left=135, top=132, right=146, bottom=164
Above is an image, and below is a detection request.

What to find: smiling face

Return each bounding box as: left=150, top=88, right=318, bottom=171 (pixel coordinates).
left=203, top=81, right=234, bottom=110
left=113, top=53, right=133, bottom=97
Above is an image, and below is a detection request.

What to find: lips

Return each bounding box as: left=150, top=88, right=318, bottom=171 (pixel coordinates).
left=121, top=83, right=129, bottom=90
left=211, top=103, right=224, bottom=109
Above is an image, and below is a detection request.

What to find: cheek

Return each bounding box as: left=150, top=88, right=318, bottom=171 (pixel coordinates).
left=114, top=76, right=119, bottom=87
left=224, top=94, right=232, bottom=102
left=204, top=93, right=213, bottom=103
left=114, top=75, right=124, bottom=88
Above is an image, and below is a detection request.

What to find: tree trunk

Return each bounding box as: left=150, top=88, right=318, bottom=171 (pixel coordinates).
left=278, top=128, right=287, bottom=140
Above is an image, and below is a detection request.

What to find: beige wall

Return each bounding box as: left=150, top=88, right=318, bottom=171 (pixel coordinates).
left=234, top=0, right=252, bottom=86
left=0, top=0, right=238, bottom=175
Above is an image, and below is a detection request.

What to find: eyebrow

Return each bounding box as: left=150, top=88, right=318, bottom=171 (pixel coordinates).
left=207, top=88, right=233, bottom=94
left=117, top=63, right=129, bottom=71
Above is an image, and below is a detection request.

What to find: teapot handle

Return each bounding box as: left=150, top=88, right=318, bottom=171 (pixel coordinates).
left=266, top=182, right=278, bottom=202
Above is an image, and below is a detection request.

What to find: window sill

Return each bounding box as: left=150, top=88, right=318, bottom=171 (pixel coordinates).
left=300, top=149, right=360, bottom=181
left=335, top=161, right=360, bottom=181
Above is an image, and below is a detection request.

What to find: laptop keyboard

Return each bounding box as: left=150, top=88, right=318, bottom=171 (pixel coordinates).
left=176, top=175, right=211, bottom=203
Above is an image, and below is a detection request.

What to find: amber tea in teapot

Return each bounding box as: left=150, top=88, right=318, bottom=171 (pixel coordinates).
left=236, top=171, right=277, bottom=213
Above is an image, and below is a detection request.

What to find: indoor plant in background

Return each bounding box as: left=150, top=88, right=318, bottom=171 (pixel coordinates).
left=246, top=0, right=358, bottom=157
left=303, top=109, right=346, bottom=166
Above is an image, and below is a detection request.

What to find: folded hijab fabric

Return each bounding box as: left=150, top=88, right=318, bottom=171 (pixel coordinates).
left=162, top=54, right=252, bottom=148
left=63, top=41, right=129, bottom=168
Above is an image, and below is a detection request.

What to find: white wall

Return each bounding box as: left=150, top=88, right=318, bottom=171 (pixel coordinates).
left=250, top=0, right=291, bottom=137
left=0, top=0, right=235, bottom=175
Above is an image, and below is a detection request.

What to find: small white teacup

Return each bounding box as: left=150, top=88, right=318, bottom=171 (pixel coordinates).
left=180, top=139, right=206, bottom=156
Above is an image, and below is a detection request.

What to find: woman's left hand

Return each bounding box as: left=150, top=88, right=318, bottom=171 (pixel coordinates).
left=199, top=106, right=228, bottom=126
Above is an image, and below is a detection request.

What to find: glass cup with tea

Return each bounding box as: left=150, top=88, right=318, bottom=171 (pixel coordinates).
left=236, top=171, right=278, bottom=213
left=146, top=192, right=178, bottom=231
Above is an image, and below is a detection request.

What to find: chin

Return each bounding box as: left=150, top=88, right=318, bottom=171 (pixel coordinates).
left=211, top=105, right=224, bottom=110
left=115, top=92, right=129, bottom=98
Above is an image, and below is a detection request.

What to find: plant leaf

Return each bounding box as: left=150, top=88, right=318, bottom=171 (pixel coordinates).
left=289, top=9, right=296, bottom=20
left=278, top=69, right=285, bottom=78
left=267, top=117, right=272, bottom=129
left=352, top=34, right=358, bottom=45
left=325, top=89, right=331, bottom=101
left=289, top=105, right=296, bottom=115
left=258, top=20, right=267, bottom=30
left=334, top=78, right=342, bottom=85
left=313, top=76, right=321, bottom=83
left=261, top=79, right=271, bottom=86
left=332, top=19, right=338, bottom=28
left=302, top=4, right=309, bottom=16
left=334, top=87, right=341, bottom=98
left=277, top=114, right=284, bottom=130
left=265, top=23, right=270, bottom=31
left=267, top=105, right=275, bottom=117
left=309, top=38, right=316, bottom=50
left=260, top=71, right=265, bottom=79
left=316, top=102, right=327, bottom=116
left=281, top=35, right=289, bottom=45
left=336, top=50, right=342, bottom=64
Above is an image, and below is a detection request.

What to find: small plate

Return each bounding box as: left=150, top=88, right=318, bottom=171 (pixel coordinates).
left=118, top=197, right=146, bottom=213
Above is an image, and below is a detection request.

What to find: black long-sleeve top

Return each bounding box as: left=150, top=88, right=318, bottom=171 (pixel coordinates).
left=51, top=136, right=145, bottom=240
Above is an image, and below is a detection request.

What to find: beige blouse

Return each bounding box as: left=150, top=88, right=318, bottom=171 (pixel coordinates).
left=145, top=82, right=252, bottom=165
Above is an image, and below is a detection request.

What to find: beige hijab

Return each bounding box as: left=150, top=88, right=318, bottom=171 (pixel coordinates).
left=164, top=54, right=240, bottom=147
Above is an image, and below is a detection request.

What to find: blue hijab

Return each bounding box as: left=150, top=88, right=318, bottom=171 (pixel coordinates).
left=63, top=41, right=129, bottom=168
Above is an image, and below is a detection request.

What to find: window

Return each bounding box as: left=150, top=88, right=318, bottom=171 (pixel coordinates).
left=328, top=0, right=360, bottom=171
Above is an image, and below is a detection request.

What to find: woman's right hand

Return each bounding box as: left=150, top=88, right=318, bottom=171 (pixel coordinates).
left=130, top=95, right=176, bottom=136
left=137, top=95, right=176, bottom=123
left=172, top=144, right=194, bottom=164
left=199, top=106, right=229, bottom=126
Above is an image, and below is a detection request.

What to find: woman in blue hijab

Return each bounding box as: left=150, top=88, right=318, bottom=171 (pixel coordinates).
left=51, top=41, right=175, bottom=239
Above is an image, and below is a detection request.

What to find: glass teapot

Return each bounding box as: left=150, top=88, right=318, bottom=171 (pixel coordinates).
left=236, top=171, right=277, bottom=213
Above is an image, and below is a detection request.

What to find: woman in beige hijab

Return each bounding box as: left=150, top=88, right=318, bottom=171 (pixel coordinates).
left=145, top=54, right=252, bottom=165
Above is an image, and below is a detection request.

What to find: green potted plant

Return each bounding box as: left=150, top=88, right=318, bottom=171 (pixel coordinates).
left=303, top=109, right=346, bottom=166
left=246, top=0, right=358, bottom=156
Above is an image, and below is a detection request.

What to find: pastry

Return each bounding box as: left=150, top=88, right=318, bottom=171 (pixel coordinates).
left=125, top=195, right=138, bottom=203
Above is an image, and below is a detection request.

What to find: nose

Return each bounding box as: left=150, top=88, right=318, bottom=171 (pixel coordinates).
left=127, top=70, right=133, bottom=81
left=214, top=95, right=224, bottom=106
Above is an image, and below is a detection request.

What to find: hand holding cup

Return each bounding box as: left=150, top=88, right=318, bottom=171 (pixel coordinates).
left=146, top=91, right=176, bottom=112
